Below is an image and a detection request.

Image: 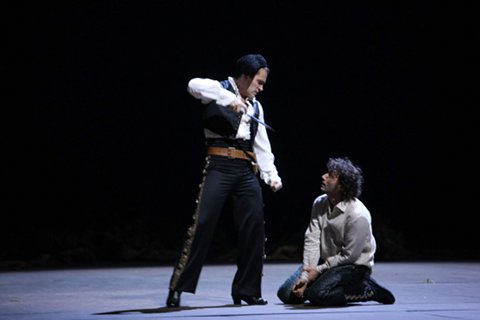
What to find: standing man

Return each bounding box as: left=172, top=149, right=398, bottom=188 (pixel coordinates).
left=166, top=54, right=282, bottom=307
left=277, top=157, right=395, bottom=306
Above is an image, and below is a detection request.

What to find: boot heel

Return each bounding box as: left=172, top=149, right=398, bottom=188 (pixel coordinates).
left=166, top=290, right=181, bottom=307
left=232, top=295, right=267, bottom=305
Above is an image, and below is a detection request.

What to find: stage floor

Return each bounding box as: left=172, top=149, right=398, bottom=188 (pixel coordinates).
left=1, top=262, right=479, bottom=320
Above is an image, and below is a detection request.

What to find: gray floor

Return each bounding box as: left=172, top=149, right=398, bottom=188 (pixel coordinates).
left=1, top=262, right=479, bottom=320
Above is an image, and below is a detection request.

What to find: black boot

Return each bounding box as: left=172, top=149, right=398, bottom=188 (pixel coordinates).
left=344, top=278, right=395, bottom=305
left=366, top=278, right=395, bottom=304
left=166, top=290, right=181, bottom=307
left=232, top=295, right=268, bottom=305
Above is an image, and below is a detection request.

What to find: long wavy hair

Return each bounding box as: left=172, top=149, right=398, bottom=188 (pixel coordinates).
left=327, top=157, right=364, bottom=201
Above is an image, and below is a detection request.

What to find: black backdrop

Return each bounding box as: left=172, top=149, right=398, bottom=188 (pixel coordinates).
left=4, top=1, right=475, bottom=268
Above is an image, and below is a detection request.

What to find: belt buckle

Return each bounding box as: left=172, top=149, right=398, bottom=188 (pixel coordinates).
left=227, top=147, right=235, bottom=159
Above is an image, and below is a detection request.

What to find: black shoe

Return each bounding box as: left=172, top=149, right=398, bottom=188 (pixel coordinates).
left=368, top=278, right=395, bottom=304
left=232, top=295, right=268, bottom=305
left=166, top=290, right=181, bottom=307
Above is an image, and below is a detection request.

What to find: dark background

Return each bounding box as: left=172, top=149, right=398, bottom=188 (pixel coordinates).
left=4, top=1, right=475, bottom=269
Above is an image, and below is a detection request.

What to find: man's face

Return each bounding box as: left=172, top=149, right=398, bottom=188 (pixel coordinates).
left=321, top=172, right=342, bottom=194
left=240, top=68, right=268, bottom=99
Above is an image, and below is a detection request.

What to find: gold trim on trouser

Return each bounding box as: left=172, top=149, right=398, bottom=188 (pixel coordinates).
left=169, top=157, right=210, bottom=290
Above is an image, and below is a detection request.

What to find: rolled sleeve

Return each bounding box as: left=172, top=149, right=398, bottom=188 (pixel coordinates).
left=187, top=78, right=236, bottom=106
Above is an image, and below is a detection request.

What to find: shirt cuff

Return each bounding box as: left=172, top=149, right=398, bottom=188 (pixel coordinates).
left=316, top=263, right=328, bottom=274
left=261, top=171, right=281, bottom=185
left=300, top=270, right=309, bottom=282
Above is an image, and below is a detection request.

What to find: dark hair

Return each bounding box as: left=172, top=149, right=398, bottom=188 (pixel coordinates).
left=234, top=54, right=270, bottom=78
left=326, top=157, right=364, bottom=200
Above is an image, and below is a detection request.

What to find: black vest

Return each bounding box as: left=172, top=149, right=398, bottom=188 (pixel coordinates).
left=203, top=80, right=259, bottom=151
left=221, top=80, right=260, bottom=145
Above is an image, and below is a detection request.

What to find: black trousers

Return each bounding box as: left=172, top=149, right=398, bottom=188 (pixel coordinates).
left=168, top=155, right=265, bottom=298
left=277, top=264, right=371, bottom=306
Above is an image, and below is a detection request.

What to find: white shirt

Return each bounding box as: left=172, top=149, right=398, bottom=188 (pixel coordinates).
left=187, top=77, right=281, bottom=185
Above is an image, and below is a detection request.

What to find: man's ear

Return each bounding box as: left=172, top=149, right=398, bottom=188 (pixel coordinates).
left=238, top=74, right=252, bottom=92
left=336, top=181, right=344, bottom=192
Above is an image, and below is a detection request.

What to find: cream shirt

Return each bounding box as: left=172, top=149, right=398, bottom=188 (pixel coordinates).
left=301, top=194, right=376, bottom=280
